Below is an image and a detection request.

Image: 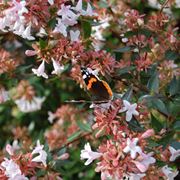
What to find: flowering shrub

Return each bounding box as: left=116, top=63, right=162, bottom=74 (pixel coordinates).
left=0, top=0, right=179, bottom=179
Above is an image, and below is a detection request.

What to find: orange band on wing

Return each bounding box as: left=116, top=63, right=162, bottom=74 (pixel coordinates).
left=87, top=78, right=97, bottom=90
left=102, top=80, right=113, bottom=97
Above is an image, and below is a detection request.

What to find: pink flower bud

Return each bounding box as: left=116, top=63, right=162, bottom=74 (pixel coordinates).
left=6, top=144, right=14, bottom=155
left=112, top=159, right=119, bottom=167
left=58, top=153, right=69, bottom=160
left=141, top=129, right=155, bottom=139
left=25, top=50, right=37, bottom=56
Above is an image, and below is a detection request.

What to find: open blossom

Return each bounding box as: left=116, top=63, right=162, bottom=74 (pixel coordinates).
left=32, top=60, right=48, bottom=79
left=162, top=165, right=178, bottom=180
left=48, top=0, right=54, bottom=5
left=133, top=152, right=156, bottom=172
left=0, top=88, right=9, bottom=103
left=6, top=140, right=20, bottom=156
left=32, top=140, right=47, bottom=166
left=36, top=27, right=47, bottom=37
left=51, top=58, right=65, bottom=75
left=169, top=146, right=180, bottom=162
left=124, top=173, right=146, bottom=180
left=53, top=18, right=67, bottom=37
left=0, top=0, right=35, bottom=40
left=48, top=111, right=56, bottom=124
left=1, top=158, right=28, bottom=179
left=15, top=96, right=45, bottom=113
left=119, top=100, right=139, bottom=122
left=70, top=30, right=80, bottom=42
left=80, top=143, right=102, bottom=165
left=123, top=138, right=142, bottom=159
left=21, top=23, right=35, bottom=40
left=57, top=4, right=78, bottom=26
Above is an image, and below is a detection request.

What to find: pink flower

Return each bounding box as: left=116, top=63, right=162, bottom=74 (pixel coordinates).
left=119, top=100, right=139, bottom=122
left=25, top=50, right=37, bottom=56
left=80, top=142, right=102, bottom=165
left=123, top=138, right=142, bottom=159
left=133, top=152, right=156, bottom=172
left=6, top=144, right=14, bottom=156
left=141, top=129, right=155, bottom=139
left=58, top=153, right=70, bottom=160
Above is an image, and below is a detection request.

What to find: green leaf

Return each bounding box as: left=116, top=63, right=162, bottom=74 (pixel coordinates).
left=169, top=76, right=180, bottom=96
left=116, top=66, right=136, bottom=76
left=82, top=20, right=92, bottom=39
left=39, top=39, right=48, bottom=49
left=152, top=99, right=169, bottom=115
left=147, top=72, right=159, bottom=93
left=165, top=50, right=179, bottom=60
left=67, top=131, right=82, bottom=142
left=77, top=121, right=92, bottom=132
left=98, top=1, right=109, bottom=8
left=122, top=86, right=133, bottom=101
left=159, top=132, right=174, bottom=148
left=151, top=114, right=163, bottom=132
left=114, top=46, right=132, bottom=53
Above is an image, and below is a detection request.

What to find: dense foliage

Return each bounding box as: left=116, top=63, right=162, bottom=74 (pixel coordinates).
left=0, top=0, right=179, bottom=179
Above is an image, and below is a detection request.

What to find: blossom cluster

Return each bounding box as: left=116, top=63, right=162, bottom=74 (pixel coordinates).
left=0, top=0, right=179, bottom=179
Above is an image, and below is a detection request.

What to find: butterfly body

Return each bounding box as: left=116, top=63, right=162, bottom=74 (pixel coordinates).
left=81, top=67, right=113, bottom=101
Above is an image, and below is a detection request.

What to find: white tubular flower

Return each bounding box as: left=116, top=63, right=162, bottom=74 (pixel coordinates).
left=133, top=152, right=156, bottom=172
left=70, top=30, right=80, bottom=42
left=80, top=142, right=102, bottom=165
left=48, top=0, right=54, bottom=5
left=0, top=88, right=9, bottom=103
left=119, top=100, right=139, bottom=122
left=123, top=173, right=146, bottom=180
left=84, top=3, right=97, bottom=16
left=32, top=60, right=48, bottom=79
left=123, top=138, right=142, bottom=159
left=162, top=165, right=179, bottom=180
left=48, top=111, right=56, bottom=124
left=32, top=140, right=47, bottom=167
left=36, top=27, right=47, bottom=37
left=1, top=158, right=28, bottom=179
left=22, top=23, right=35, bottom=40
left=53, top=18, right=67, bottom=37
left=51, top=58, right=65, bottom=75
left=169, top=146, right=180, bottom=162
left=15, top=96, right=45, bottom=113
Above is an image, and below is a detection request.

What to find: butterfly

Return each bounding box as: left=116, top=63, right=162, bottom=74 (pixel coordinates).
left=81, top=67, right=113, bottom=102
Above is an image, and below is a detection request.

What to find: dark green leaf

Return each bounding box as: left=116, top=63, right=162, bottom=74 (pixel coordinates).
left=114, top=46, right=133, bottom=53
left=159, top=132, right=174, bottom=148
left=165, top=50, right=179, bottom=60
left=169, top=76, right=180, bottom=96
left=116, top=66, right=136, bottom=76
left=122, top=86, right=133, bottom=101
left=152, top=99, right=169, bottom=115
left=82, top=20, right=92, bottom=39
left=151, top=114, right=163, bottom=132
left=147, top=72, right=159, bottom=93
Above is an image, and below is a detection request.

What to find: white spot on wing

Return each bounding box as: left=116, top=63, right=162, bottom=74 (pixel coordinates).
left=83, top=74, right=87, bottom=79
